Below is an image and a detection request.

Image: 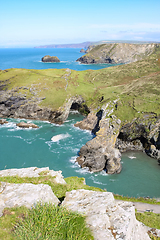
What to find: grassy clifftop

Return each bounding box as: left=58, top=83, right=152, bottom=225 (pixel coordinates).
left=0, top=47, right=160, bottom=124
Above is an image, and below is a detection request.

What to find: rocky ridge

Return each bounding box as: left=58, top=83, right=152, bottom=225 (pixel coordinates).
left=77, top=43, right=160, bottom=64
left=0, top=167, right=153, bottom=240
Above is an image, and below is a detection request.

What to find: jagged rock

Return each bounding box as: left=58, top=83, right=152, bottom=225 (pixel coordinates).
left=0, top=182, right=60, bottom=217
left=0, top=167, right=66, bottom=184
left=74, top=112, right=98, bottom=132
left=76, top=116, right=122, bottom=174
left=41, top=55, right=60, bottom=62
left=0, top=119, right=8, bottom=125
left=62, top=189, right=150, bottom=240
left=77, top=43, right=159, bottom=64
left=16, top=122, right=39, bottom=128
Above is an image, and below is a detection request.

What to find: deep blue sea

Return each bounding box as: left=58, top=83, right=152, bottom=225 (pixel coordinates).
left=0, top=48, right=160, bottom=198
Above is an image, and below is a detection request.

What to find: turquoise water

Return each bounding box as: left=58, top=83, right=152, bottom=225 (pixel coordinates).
left=0, top=48, right=116, bottom=71
left=0, top=114, right=160, bottom=198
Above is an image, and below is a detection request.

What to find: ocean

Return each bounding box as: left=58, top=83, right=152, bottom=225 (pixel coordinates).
left=0, top=48, right=160, bottom=198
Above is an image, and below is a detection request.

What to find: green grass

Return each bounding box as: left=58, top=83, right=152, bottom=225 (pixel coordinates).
left=0, top=204, right=94, bottom=240
left=136, top=212, right=160, bottom=240
left=136, top=212, right=160, bottom=229
left=14, top=203, right=94, bottom=240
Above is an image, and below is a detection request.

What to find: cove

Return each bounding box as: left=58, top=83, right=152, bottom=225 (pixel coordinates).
left=0, top=113, right=160, bottom=198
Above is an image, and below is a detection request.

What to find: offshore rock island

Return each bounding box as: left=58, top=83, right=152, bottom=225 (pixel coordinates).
left=0, top=43, right=160, bottom=174
left=41, top=55, right=60, bottom=62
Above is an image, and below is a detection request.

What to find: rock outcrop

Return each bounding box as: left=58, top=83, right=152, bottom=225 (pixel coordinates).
left=0, top=182, right=60, bottom=217
left=116, top=116, right=160, bottom=162
left=62, top=189, right=150, bottom=240
left=75, top=110, right=122, bottom=174
left=77, top=43, right=159, bottom=64
left=41, top=55, right=60, bottom=62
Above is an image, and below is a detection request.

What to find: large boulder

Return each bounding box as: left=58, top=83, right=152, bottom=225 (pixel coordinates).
left=41, top=55, right=60, bottom=62
left=62, top=189, right=150, bottom=240
left=0, top=182, right=60, bottom=217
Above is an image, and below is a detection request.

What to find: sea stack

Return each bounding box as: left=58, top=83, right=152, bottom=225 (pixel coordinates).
left=42, top=55, right=60, bottom=62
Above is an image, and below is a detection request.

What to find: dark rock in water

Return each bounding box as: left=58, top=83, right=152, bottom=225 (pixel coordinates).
left=41, top=55, right=60, bottom=62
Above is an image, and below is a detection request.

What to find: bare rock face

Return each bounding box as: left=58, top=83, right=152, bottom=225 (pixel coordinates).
left=16, top=122, right=39, bottom=128
left=62, top=189, right=150, bottom=240
left=0, top=182, right=60, bottom=217
left=41, top=55, right=60, bottom=62
left=76, top=115, right=122, bottom=174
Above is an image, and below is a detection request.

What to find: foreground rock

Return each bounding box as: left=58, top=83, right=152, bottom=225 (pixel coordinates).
left=0, top=182, right=60, bottom=217
left=62, top=189, right=150, bottom=240
left=0, top=167, right=66, bottom=184
left=16, top=122, right=39, bottom=128
left=41, top=55, right=60, bottom=62
left=77, top=43, right=159, bottom=64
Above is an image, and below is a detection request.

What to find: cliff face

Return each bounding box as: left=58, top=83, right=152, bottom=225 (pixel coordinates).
left=77, top=43, right=159, bottom=64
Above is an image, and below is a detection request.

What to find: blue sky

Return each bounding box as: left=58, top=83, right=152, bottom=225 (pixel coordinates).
left=0, top=0, right=160, bottom=47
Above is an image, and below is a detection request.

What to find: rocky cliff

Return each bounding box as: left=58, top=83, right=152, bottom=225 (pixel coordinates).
left=77, top=43, right=159, bottom=64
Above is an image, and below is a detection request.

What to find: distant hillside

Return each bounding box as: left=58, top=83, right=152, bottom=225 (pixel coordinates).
left=35, top=40, right=160, bottom=49
left=77, top=43, right=160, bottom=64
left=35, top=42, right=93, bottom=49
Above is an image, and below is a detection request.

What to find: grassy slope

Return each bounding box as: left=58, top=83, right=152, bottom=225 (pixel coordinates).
left=0, top=48, right=160, bottom=124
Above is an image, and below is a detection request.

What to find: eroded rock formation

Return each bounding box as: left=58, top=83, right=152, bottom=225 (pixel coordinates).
left=75, top=111, right=122, bottom=174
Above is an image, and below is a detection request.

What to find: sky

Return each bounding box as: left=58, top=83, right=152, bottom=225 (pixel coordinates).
left=0, top=0, right=160, bottom=47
